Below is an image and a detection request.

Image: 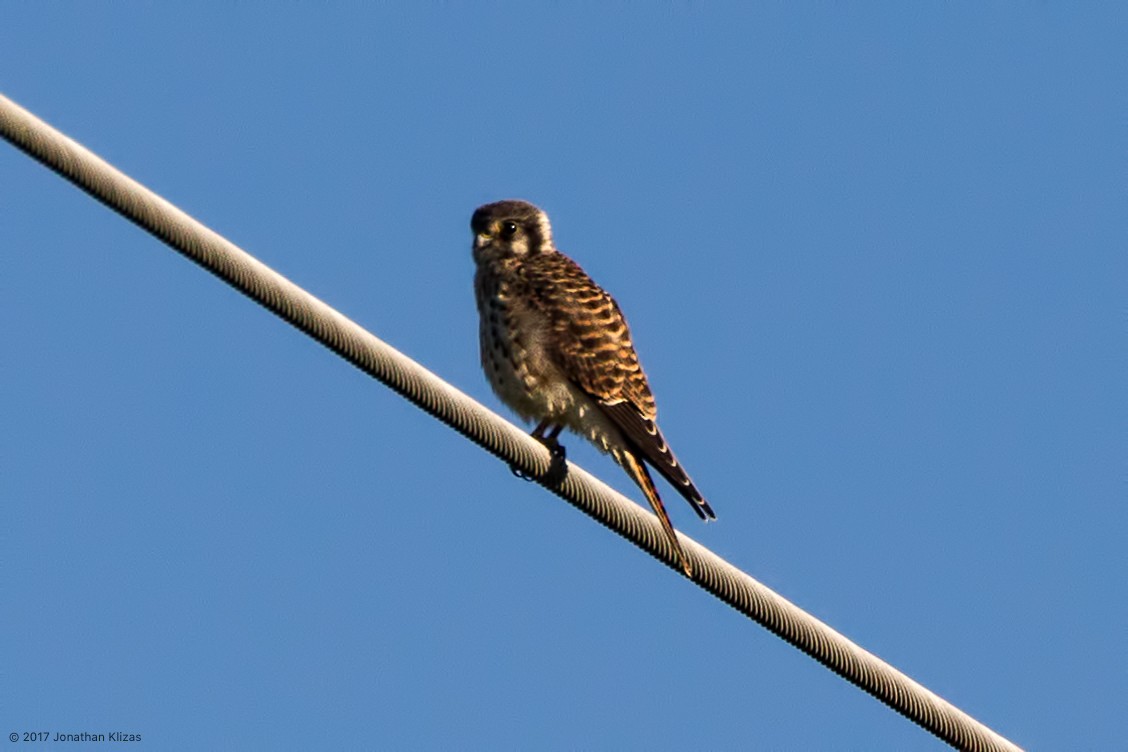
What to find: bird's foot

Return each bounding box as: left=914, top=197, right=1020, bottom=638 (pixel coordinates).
left=538, top=436, right=568, bottom=485
left=509, top=434, right=568, bottom=484
left=538, top=435, right=567, bottom=463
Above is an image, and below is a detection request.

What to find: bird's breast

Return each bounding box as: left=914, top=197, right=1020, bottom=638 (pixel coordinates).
left=475, top=272, right=576, bottom=422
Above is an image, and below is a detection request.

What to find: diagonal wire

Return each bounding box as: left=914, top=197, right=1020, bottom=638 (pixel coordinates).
left=1, top=92, right=1022, bottom=752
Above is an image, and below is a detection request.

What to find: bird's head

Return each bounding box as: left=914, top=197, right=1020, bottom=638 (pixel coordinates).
left=471, top=200, right=554, bottom=264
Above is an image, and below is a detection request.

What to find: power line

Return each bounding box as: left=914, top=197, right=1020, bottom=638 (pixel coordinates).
left=1, top=92, right=1022, bottom=752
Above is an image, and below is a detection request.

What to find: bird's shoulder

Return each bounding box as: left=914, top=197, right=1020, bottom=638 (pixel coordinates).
left=520, top=250, right=603, bottom=299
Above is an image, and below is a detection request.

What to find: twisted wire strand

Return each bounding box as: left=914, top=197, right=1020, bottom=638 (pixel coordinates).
left=1, top=92, right=1022, bottom=752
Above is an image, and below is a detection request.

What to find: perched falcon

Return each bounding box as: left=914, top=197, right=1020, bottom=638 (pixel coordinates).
left=471, top=199, right=715, bottom=576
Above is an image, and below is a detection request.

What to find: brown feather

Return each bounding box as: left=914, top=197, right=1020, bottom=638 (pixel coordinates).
left=518, top=251, right=715, bottom=521
left=521, top=253, right=656, bottom=410
left=599, top=401, right=715, bottom=521
left=621, top=449, right=692, bottom=576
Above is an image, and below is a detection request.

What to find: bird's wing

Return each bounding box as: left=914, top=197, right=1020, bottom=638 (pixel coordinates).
left=599, top=401, right=714, bottom=520
left=525, top=253, right=715, bottom=521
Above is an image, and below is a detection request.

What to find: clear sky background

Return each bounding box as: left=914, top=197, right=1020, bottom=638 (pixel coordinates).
left=3, top=5, right=1123, bottom=751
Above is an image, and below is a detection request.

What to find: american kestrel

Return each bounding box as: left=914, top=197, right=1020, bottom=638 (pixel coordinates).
left=471, top=199, right=715, bottom=576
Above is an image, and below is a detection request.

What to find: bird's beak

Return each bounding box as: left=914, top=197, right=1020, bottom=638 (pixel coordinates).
left=474, top=232, right=491, bottom=250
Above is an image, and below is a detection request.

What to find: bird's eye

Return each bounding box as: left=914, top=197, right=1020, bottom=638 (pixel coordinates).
left=499, top=221, right=519, bottom=239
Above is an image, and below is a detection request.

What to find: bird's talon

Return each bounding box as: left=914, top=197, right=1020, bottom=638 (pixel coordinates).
left=509, top=465, right=536, bottom=482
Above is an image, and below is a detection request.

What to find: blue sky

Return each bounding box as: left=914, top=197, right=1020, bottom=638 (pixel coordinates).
left=3, top=4, right=1123, bottom=750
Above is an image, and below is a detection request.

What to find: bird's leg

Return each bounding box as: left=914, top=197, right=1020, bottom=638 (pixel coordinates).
left=534, top=421, right=568, bottom=484
left=531, top=420, right=567, bottom=463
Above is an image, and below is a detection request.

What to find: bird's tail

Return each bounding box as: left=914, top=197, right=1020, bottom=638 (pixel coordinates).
left=622, top=449, right=693, bottom=577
